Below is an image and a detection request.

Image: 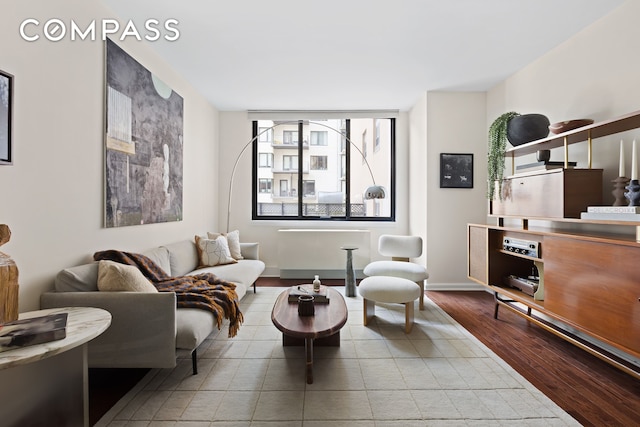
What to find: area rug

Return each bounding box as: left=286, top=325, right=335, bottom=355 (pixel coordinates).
left=96, top=287, right=579, bottom=426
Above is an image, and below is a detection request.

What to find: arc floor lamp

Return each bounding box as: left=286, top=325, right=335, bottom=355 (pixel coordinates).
left=226, top=120, right=386, bottom=232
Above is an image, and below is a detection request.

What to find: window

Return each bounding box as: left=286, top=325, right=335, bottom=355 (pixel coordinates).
left=258, top=178, right=272, bottom=193
left=252, top=118, right=395, bottom=221
left=310, top=155, right=327, bottom=170
left=361, top=129, right=367, bottom=164
left=259, top=153, right=273, bottom=167
left=258, top=127, right=273, bottom=142
left=303, top=180, right=315, bottom=197
left=310, top=131, right=328, bottom=146
left=283, top=155, right=298, bottom=170
left=279, top=180, right=289, bottom=197
left=283, top=130, right=298, bottom=145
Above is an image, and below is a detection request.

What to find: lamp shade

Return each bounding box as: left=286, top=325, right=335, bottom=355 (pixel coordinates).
left=364, top=185, right=386, bottom=200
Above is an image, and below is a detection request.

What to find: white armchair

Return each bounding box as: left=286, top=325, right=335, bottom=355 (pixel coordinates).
left=363, top=235, right=429, bottom=309
left=358, top=235, right=429, bottom=333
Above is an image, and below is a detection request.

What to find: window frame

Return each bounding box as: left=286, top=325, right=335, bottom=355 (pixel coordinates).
left=251, top=118, right=395, bottom=222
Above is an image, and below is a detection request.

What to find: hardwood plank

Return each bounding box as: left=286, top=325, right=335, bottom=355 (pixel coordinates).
left=427, top=290, right=640, bottom=427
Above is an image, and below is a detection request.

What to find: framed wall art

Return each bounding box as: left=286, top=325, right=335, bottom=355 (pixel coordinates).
left=440, top=153, right=473, bottom=188
left=104, top=39, right=184, bottom=227
left=0, top=69, right=13, bottom=165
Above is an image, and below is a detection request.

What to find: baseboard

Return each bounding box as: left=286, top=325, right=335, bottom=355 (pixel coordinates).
left=425, top=282, right=486, bottom=292
left=279, top=269, right=364, bottom=280
left=262, top=267, right=280, bottom=277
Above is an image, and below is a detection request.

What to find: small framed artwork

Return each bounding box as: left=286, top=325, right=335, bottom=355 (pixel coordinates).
left=0, top=69, right=13, bottom=165
left=440, top=153, right=473, bottom=188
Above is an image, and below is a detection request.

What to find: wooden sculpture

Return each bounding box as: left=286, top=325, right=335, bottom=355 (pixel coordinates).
left=0, top=225, right=19, bottom=323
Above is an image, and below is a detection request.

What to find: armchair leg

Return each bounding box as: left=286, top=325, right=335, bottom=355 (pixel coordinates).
left=363, top=298, right=375, bottom=326
left=404, top=302, right=414, bottom=333
left=418, top=281, right=424, bottom=310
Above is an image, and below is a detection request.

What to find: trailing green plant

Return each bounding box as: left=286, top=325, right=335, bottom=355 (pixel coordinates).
left=487, top=111, right=519, bottom=200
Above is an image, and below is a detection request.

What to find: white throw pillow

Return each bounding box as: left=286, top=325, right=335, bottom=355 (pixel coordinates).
left=207, top=230, right=243, bottom=260
left=195, top=235, right=237, bottom=267
left=97, top=260, right=158, bottom=292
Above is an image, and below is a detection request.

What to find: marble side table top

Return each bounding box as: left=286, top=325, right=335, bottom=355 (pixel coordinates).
left=0, top=307, right=111, bottom=369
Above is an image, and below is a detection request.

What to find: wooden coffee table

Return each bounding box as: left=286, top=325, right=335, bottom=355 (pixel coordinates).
left=271, top=287, right=348, bottom=384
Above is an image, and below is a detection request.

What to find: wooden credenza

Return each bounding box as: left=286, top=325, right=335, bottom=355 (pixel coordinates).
left=469, top=109, right=640, bottom=378
left=468, top=222, right=640, bottom=378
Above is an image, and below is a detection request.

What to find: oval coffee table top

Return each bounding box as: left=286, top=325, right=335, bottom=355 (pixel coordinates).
left=271, top=287, right=348, bottom=340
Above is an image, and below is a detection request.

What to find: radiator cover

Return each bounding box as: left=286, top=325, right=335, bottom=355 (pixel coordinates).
left=277, top=229, right=370, bottom=279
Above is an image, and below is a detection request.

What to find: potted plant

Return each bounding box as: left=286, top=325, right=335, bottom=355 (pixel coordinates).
left=487, top=112, right=519, bottom=200
left=487, top=112, right=551, bottom=200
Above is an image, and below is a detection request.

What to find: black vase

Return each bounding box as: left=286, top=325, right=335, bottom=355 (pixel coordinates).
left=507, top=114, right=550, bottom=146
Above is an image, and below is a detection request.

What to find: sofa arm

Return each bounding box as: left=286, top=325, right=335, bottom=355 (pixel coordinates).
left=240, top=242, right=260, bottom=260
left=41, top=291, right=178, bottom=369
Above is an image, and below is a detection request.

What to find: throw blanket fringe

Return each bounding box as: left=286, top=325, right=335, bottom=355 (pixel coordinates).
left=94, top=250, right=243, bottom=337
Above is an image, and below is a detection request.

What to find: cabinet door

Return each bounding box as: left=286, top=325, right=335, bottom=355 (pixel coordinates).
left=492, top=171, right=564, bottom=217
left=544, top=236, right=640, bottom=357
left=490, top=169, right=602, bottom=218
left=468, top=225, right=487, bottom=284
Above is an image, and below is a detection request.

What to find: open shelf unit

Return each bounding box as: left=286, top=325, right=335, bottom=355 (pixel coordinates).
left=505, top=109, right=640, bottom=158
left=470, top=108, right=640, bottom=379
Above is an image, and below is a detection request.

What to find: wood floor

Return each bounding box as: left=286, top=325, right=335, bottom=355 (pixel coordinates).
left=89, top=281, right=640, bottom=426
left=427, top=290, right=640, bottom=427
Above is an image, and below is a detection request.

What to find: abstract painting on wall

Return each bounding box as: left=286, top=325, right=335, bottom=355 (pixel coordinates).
left=104, top=38, right=183, bottom=227
left=0, top=69, right=12, bottom=165
left=439, top=153, right=473, bottom=188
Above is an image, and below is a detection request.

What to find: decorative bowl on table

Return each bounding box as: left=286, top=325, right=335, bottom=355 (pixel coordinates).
left=548, top=119, right=594, bottom=134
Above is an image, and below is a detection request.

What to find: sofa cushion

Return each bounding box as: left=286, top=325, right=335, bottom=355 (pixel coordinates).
left=141, top=246, right=172, bottom=276
left=97, top=260, right=158, bottom=293
left=195, top=235, right=237, bottom=267
left=190, top=259, right=264, bottom=300
left=55, top=263, right=99, bottom=292
left=207, top=230, right=243, bottom=260
left=175, top=308, right=217, bottom=350
left=162, top=240, right=199, bottom=277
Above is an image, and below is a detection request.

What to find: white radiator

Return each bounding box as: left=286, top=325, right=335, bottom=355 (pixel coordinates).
left=277, top=229, right=371, bottom=279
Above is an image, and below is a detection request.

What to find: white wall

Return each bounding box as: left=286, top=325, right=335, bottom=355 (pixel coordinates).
left=217, top=111, right=411, bottom=277
left=408, top=93, right=428, bottom=266
left=0, top=0, right=219, bottom=311
left=426, top=92, right=487, bottom=287
left=488, top=0, right=640, bottom=191
left=408, top=92, right=487, bottom=289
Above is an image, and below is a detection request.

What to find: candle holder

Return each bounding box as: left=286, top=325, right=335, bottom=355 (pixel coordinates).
left=624, top=179, right=640, bottom=207
left=298, top=295, right=315, bottom=316
left=612, top=176, right=631, bottom=206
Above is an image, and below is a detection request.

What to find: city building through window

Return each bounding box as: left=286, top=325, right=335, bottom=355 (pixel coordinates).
left=252, top=118, right=394, bottom=220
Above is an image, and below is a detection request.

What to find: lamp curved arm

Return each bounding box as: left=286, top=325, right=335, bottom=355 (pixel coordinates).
left=226, top=120, right=384, bottom=232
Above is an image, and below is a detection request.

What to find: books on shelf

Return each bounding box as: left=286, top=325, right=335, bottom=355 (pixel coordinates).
left=587, top=206, right=640, bottom=214
left=580, top=212, right=640, bottom=221
left=288, top=284, right=330, bottom=303
left=0, top=313, right=68, bottom=352
left=516, top=161, right=577, bottom=173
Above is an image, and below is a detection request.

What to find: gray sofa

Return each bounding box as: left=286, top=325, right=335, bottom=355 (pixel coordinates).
left=41, top=238, right=265, bottom=374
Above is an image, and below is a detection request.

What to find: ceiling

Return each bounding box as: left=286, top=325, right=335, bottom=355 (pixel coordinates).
left=101, top=0, right=623, bottom=111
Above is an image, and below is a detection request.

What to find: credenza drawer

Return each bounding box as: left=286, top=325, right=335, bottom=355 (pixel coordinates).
left=490, top=168, right=603, bottom=218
